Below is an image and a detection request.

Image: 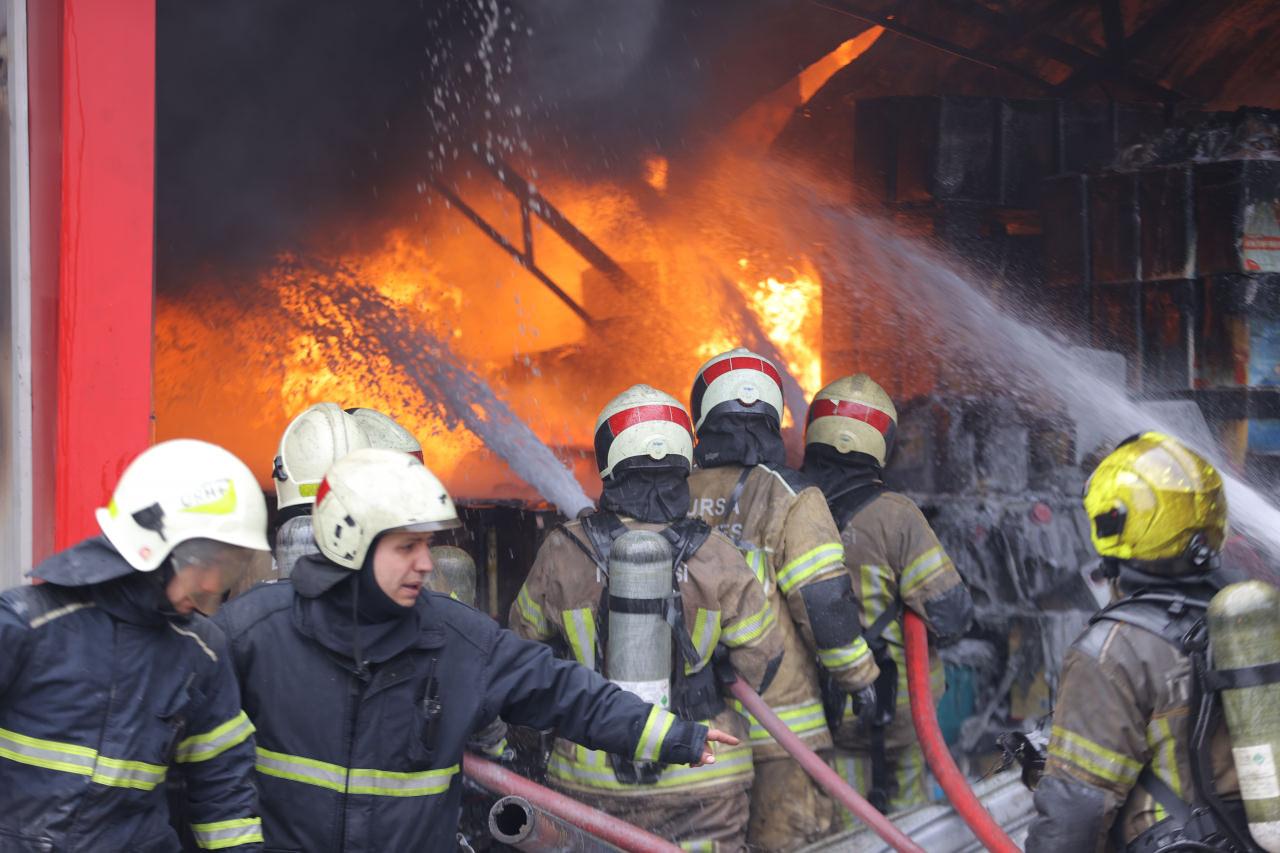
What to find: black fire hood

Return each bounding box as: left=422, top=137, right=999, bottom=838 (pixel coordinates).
left=599, top=455, right=691, bottom=524
left=693, top=409, right=786, bottom=470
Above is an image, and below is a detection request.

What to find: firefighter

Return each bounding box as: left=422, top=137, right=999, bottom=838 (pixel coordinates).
left=801, top=374, right=973, bottom=814
left=1026, top=433, right=1251, bottom=852
left=686, top=348, right=879, bottom=850
left=216, top=447, right=732, bottom=852
left=270, top=402, right=370, bottom=577
left=0, top=439, right=268, bottom=851
left=510, top=384, right=786, bottom=852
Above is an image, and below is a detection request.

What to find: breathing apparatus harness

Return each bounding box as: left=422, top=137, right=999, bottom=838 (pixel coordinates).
left=1089, top=573, right=1266, bottom=853
left=818, top=478, right=905, bottom=812
left=555, top=510, right=718, bottom=785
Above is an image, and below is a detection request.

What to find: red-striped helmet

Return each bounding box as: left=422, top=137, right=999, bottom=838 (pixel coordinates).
left=690, top=347, right=785, bottom=431
left=805, top=374, right=898, bottom=466
left=593, top=385, right=694, bottom=479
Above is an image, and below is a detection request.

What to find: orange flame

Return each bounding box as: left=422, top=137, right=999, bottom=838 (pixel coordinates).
left=156, top=36, right=890, bottom=504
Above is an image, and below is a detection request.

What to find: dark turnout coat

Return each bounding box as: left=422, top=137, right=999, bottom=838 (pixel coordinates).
left=215, top=570, right=706, bottom=852
left=0, top=539, right=261, bottom=852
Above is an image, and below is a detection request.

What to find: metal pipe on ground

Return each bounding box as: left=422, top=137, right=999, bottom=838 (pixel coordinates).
left=903, top=610, right=1022, bottom=853
left=489, top=795, right=625, bottom=852
left=724, top=679, right=924, bottom=853
left=462, top=754, right=681, bottom=853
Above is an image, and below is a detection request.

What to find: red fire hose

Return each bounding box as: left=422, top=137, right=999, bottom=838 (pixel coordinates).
left=903, top=610, right=1021, bottom=853
left=462, top=753, right=681, bottom=853
left=726, top=679, right=924, bottom=853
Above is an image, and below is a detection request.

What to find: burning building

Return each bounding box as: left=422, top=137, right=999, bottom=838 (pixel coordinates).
left=3, top=0, right=1280, bottom=848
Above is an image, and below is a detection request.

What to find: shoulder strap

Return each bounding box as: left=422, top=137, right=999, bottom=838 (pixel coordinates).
left=659, top=518, right=713, bottom=668
left=1137, top=764, right=1195, bottom=821
left=715, top=467, right=754, bottom=534
left=568, top=511, right=630, bottom=577
left=1089, top=590, right=1208, bottom=652
left=864, top=598, right=903, bottom=646
left=835, top=483, right=886, bottom=530
left=660, top=517, right=713, bottom=571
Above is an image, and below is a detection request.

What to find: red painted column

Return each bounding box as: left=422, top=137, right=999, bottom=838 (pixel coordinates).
left=49, top=0, right=156, bottom=549
left=27, top=0, right=64, bottom=561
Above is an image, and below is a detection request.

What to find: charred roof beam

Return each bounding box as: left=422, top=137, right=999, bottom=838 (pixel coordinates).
left=429, top=176, right=595, bottom=326
left=1053, top=0, right=1198, bottom=99
left=931, top=0, right=1184, bottom=103
left=811, top=0, right=1056, bottom=91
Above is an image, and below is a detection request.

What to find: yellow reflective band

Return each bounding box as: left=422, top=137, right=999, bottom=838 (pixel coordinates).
left=721, top=600, right=776, bottom=647
left=298, top=483, right=319, bottom=498
left=516, top=585, right=551, bottom=638
left=777, top=543, right=845, bottom=594
left=1146, top=717, right=1182, bottom=821
left=680, top=842, right=716, bottom=852
left=1049, top=725, right=1142, bottom=787
left=482, top=738, right=508, bottom=759
left=818, top=637, right=873, bottom=672
left=547, top=744, right=753, bottom=793
left=255, top=747, right=458, bottom=797
left=191, top=817, right=264, bottom=850
left=91, top=755, right=168, bottom=790
left=634, top=707, right=677, bottom=762
left=0, top=726, right=165, bottom=790
left=688, top=608, right=721, bottom=673
left=745, top=548, right=768, bottom=587
left=563, top=608, right=597, bottom=668
left=730, top=699, right=828, bottom=745
left=901, top=547, right=947, bottom=595
left=175, top=711, right=255, bottom=764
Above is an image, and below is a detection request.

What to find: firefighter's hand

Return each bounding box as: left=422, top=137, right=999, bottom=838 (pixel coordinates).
left=692, top=729, right=740, bottom=766
left=852, top=684, right=878, bottom=725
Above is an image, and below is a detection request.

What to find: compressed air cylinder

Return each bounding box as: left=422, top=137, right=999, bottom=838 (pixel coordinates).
left=606, top=530, right=673, bottom=709
left=428, top=545, right=477, bottom=607
left=1209, top=580, right=1280, bottom=852
left=273, top=516, right=315, bottom=578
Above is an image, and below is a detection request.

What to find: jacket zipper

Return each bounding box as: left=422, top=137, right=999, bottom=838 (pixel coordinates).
left=337, top=667, right=366, bottom=851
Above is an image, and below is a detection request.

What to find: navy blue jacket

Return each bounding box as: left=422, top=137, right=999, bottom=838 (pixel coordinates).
left=0, top=539, right=261, bottom=852
left=215, top=578, right=705, bottom=852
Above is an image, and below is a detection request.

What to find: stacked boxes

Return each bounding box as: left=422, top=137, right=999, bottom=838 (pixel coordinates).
left=1042, top=155, right=1280, bottom=462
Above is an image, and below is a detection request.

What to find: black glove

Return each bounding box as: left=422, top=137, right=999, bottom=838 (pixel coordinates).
left=851, top=684, right=878, bottom=725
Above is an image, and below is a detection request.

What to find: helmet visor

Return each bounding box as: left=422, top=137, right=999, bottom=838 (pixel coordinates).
left=169, top=538, right=272, bottom=615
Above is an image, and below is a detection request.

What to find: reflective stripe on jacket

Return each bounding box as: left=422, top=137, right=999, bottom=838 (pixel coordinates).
left=0, top=539, right=261, bottom=852
left=218, top=580, right=705, bottom=851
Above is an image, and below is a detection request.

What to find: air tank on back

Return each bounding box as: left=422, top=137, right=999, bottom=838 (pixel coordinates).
left=273, top=516, right=315, bottom=578
left=429, top=545, right=477, bottom=606
left=1209, top=580, right=1280, bottom=852
left=606, top=530, right=673, bottom=709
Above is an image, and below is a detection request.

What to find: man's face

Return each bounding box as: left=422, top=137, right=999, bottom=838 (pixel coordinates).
left=372, top=531, right=435, bottom=607
left=166, top=564, right=229, bottom=615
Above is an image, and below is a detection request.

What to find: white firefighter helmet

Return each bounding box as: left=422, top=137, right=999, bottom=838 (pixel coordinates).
left=273, top=403, right=370, bottom=511
left=690, top=347, right=786, bottom=431
left=345, top=407, right=423, bottom=459
left=95, top=439, right=271, bottom=572
left=312, top=448, right=461, bottom=570
left=593, top=384, right=694, bottom=479
left=805, top=374, right=899, bottom=466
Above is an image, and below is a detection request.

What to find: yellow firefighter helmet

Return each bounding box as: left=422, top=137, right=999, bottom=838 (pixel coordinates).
left=1083, top=432, right=1227, bottom=569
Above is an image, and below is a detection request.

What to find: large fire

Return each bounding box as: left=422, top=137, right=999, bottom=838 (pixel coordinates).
left=155, top=29, right=903, bottom=505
